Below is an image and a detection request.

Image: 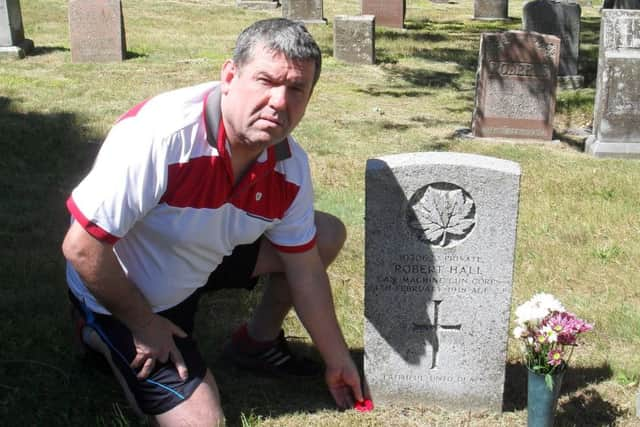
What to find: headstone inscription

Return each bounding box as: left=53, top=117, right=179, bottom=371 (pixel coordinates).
left=471, top=31, right=560, bottom=140
left=602, top=0, right=640, bottom=9
left=334, top=15, right=375, bottom=65
left=585, top=9, right=640, bottom=158
left=68, top=0, right=126, bottom=63
left=474, top=0, right=509, bottom=20
left=236, top=0, right=279, bottom=9
left=364, top=152, right=521, bottom=412
left=282, top=0, right=326, bottom=24
left=361, top=0, right=405, bottom=29
left=523, top=0, right=583, bottom=89
left=0, top=0, right=33, bottom=59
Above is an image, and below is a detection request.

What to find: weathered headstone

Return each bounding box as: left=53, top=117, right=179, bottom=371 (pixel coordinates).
left=69, top=0, right=126, bottom=63
left=602, top=0, right=640, bottom=9
left=585, top=9, right=640, bottom=158
left=362, top=0, right=405, bottom=29
left=0, top=0, right=33, bottom=59
left=474, top=0, right=509, bottom=20
left=236, top=0, right=279, bottom=9
left=472, top=31, right=560, bottom=140
left=334, top=15, right=375, bottom=64
left=282, top=0, right=326, bottom=24
left=364, top=152, right=521, bottom=412
left=523, top=0, right=583, bottom=89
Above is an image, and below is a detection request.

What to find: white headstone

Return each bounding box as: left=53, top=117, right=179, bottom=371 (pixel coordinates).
left=365, top=152, right=521, bottom=412
left=586, top=9, right=640, bottom=158
left=0, top=0, right=33, bottom=59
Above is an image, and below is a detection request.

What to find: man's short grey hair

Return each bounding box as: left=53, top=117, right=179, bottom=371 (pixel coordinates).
left=233, top=18, right=322, bottom=87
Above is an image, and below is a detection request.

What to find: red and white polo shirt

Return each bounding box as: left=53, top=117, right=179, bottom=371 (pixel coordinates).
left=66, top=82, right=317, bottom=313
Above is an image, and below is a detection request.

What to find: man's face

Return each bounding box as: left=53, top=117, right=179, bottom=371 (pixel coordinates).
left=220, top=45, right=316, bottom=151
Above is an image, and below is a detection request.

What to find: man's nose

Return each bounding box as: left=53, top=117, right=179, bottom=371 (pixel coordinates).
left=269, top=85, right=288, bottom=110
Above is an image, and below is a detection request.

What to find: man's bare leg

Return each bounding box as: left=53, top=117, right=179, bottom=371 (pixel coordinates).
left=247, top=211, right=347, bottom=341
left=152, top=370, right=225, bottom=427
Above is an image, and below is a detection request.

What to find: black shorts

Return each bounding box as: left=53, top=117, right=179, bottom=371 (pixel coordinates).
left=70, top=238, right=262, bottom=415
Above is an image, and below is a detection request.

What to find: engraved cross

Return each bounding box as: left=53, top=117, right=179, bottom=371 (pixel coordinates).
left=413, top=300, right=462, bottom=369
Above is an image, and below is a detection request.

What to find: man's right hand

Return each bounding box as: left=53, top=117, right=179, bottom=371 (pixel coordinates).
left=129, top=314, right=189, bottom=380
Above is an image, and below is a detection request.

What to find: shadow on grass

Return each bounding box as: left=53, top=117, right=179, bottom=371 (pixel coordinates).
left=29, top=46, right=69, bottom=56
left=502, top=361, right=614, bottom=412
left=0, top=97, right=106, bottom=425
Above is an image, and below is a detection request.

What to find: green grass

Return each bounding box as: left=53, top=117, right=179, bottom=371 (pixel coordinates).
left=2, top=0, right=639, bottom=425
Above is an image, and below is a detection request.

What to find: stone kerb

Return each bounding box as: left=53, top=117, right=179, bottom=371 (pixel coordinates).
left=585, top=9, right=640, bottom=158
left=364, top=152, right=521, bottom=412
left=0, top=0, right=33, bottom=59
left=236, top=0, right=280, bottom=9
left=333, top=15, right=375, bottom=65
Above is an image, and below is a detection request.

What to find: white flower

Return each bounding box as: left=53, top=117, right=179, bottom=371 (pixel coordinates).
left=513, top=326, right=525, bottom=339
left=541, top=325, right=558, bottom=343
left=515, top=293, right=565, bottom=326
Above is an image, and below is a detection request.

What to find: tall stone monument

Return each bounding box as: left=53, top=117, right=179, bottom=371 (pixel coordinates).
left=586, top=9, right=640, bottom=158
left=0, top=0, right=33, bottom=59
left=474, top=0, right=509, bottom=20
left=282, top=0, right=326, bottom=24
left=523, top=0, right=583, bottom=89
left=69, top=0, right=126, bottom=63
left=362, top=0, right=405, bottom=29
left=472, top=31, right=560, bottom=140
left=602, top=0, right=640, bottom=8
left=236, top=0, right=279, bottom=9
left=334, top=15, right=375, bottom=65
left=365, top=152, right=521, bottom=412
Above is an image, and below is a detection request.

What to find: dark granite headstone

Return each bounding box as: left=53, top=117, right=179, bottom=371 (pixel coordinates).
left=523, top=0, right=583, bottom=89
left=69, top=0, right=126, bottom=63
left=236, top=0, right=279, bottom=9
left=585, top=9, right=640, bottom=158
left=282, top=0, right=326, bottom=24
left=474, top=0, right=509, bottom=20
left=0, top=0, right=33, bottom=59
left=362, top=0, right=405, bottom=29
left=472, top=31, right=560, bottom=140
left=334, top=15, right=375, bottom=64
left=602, top=0, right=640, bottom=9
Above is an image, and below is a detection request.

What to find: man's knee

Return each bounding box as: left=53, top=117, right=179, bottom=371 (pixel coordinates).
left=152, top=371, right=225, bottom=426
left=315, top=211, right=347, bottom=266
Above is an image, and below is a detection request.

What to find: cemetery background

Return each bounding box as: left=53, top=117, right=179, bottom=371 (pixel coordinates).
left=1, top=0, right=639, bottom=425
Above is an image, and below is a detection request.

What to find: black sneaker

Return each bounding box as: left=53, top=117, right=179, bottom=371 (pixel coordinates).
left=223, top=330, right=322, bottom=378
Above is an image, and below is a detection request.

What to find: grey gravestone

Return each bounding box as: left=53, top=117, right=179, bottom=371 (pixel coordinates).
left=362, top=0, right=405, bottom=29
left=282, top=0, right=326, bottom=24
left=237, top=0, right=279, bottom=9
left=602, top=0, right=640, bottom=8
left=472, top=31, right=560, bottom=140
left=334, top=15, right=375, bottom=64
left=474, top=0, right=509, bottom=20
left=0, top=0, right=33, bottom=59
left=637, top=390, right=640, bottom=417
left=365, top=152, right=520, bottom=412
left=586, top=9, right=640, bottom=158
left=69, top=0, right=126, bottom=63
left=523, top=0, right=583, bottom=89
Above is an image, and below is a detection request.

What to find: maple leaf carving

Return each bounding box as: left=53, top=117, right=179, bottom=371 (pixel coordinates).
left=409, top=186, right=475, bottom=247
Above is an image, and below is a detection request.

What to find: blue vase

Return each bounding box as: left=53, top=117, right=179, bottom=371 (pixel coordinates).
left=527, top=368, right=565, bottom=427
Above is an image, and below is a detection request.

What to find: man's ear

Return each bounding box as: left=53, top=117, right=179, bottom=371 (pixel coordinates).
left=220, top=60, right=236, bottom=94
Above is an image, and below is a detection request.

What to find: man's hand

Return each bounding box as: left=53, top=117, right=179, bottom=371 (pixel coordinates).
left=129, top=314, right=189, bottom=380
left=325, top=358, right=366, bottom=410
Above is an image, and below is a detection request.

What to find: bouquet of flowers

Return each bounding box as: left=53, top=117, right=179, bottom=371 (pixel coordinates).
left=513, top=293, right=593, bottom=387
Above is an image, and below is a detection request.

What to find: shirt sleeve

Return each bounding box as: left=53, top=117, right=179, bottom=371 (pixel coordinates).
left=265, top=142, right=317, bottom=253
left=67, top=119, right=168, bottom=243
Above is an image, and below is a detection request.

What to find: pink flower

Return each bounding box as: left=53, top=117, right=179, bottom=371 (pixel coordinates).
left=547, top=349, right=564, bottom=366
